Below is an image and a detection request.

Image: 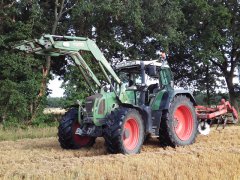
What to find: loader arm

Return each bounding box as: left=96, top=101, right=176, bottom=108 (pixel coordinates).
left=14, top=34, right=122, bottom=94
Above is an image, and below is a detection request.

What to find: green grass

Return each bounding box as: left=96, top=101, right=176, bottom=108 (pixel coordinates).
left=0, top=112, right=239, bottom=142
left=0, top=126, right=57, bottom=141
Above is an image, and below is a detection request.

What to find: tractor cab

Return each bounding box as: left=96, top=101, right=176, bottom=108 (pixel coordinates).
left=115, top=60, right=173, bottom=106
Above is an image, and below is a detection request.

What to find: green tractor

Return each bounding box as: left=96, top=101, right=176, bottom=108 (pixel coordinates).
left=15, top=34, right=198, bottom=154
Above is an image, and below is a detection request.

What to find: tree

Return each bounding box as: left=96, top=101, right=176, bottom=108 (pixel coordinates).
left=31, top=0, right=77, bottom=120
left=0, top=0, right=81, bottom=123
left=0, top=0, right=43, bottom=122
left=179, top=0, right=240, bottom=109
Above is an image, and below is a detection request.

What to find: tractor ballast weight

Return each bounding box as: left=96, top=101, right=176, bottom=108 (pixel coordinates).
left=14, top=34, right=198, bottom=154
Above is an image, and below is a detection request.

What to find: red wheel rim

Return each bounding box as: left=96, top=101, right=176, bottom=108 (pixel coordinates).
left=123, top=117, right=139, bottom=151
left=73, top=122, right=92, bottom=146
left=174, top=105, right=193, bottom=141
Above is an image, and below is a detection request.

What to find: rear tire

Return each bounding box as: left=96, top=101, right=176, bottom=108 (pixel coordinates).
left=104, top=108, right=144, bottom=154
left=58, top=108, right=95, bottom=149
left=159, top=95, right=197, bottom=147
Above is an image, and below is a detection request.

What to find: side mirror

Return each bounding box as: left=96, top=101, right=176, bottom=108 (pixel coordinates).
left=147, top=65, right=157, bottom=76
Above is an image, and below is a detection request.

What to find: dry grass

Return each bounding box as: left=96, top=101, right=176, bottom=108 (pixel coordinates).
left=0, top=126, right=240, bottom=180
left=0, top=127, right=57, bottom=141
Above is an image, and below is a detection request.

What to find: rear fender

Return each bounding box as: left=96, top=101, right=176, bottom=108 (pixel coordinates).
left=159, top=90, right=197, bottom=110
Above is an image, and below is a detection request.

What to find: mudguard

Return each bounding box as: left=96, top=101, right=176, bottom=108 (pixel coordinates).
left=159, top=89, right=197, bottom=110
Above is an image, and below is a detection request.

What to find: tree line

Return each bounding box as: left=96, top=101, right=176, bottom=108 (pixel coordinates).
left=0, top=0, right=239, bottom=124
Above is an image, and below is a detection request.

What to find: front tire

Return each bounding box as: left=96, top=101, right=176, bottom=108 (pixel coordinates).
left=159, top=95, right=197, bottom=147
left=104, top=108, right=144, bottom=154
left=58, top=108, right=95, bottom=149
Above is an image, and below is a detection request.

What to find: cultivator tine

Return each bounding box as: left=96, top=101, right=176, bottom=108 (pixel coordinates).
left=215, top=116, right=228, bottom=130
left=223, top=118, right=228, bottom=129
left=216, top=119, right=221, bottom=130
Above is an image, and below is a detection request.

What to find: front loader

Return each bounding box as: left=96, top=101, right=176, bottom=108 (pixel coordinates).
left=14, top=34, right=198, bottom=154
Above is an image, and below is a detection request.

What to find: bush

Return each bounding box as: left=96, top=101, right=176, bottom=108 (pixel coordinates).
left=31, top=114, right=59, bottom=127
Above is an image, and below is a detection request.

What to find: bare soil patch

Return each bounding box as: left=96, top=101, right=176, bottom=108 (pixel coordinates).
left=0, top=126, right=240, bottom=180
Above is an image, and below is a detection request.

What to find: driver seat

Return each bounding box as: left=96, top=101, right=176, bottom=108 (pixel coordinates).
left=145, top=83, right=159, bottom=105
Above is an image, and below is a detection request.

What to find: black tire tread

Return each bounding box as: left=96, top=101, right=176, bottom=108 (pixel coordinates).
left=58, top=108, right=95, bottom=149
left=104, top=107, right=144, bottom=154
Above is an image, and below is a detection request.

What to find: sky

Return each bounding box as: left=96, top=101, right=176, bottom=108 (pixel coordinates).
left=48, top=77, right=64, bottom=97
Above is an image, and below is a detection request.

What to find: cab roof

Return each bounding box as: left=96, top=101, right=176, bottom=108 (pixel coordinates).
left=115, top=60, right=163, bottom=71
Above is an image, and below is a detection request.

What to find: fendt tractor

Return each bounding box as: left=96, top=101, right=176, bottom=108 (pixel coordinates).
left=14, top=34, right=237, bottom=154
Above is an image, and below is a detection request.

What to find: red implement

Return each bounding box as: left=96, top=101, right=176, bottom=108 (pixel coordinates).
left=195, top=99, right=238, bottom=122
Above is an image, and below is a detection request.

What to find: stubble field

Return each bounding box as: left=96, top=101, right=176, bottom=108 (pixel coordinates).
left=0, top=125, right=240, bottom=180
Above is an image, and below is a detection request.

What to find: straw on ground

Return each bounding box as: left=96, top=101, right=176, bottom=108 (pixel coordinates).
left=0, top=126, right=239, bottom=180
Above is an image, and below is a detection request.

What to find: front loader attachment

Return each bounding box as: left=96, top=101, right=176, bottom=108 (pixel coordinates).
left=14, top=34, right=122, bottom=96
left=14, top=35, right=88, bottom=56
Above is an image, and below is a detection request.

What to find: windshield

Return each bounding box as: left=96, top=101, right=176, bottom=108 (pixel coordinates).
left=118, top=71, right=159, bottom=88
left=118, top=72, right=141, bottom=88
